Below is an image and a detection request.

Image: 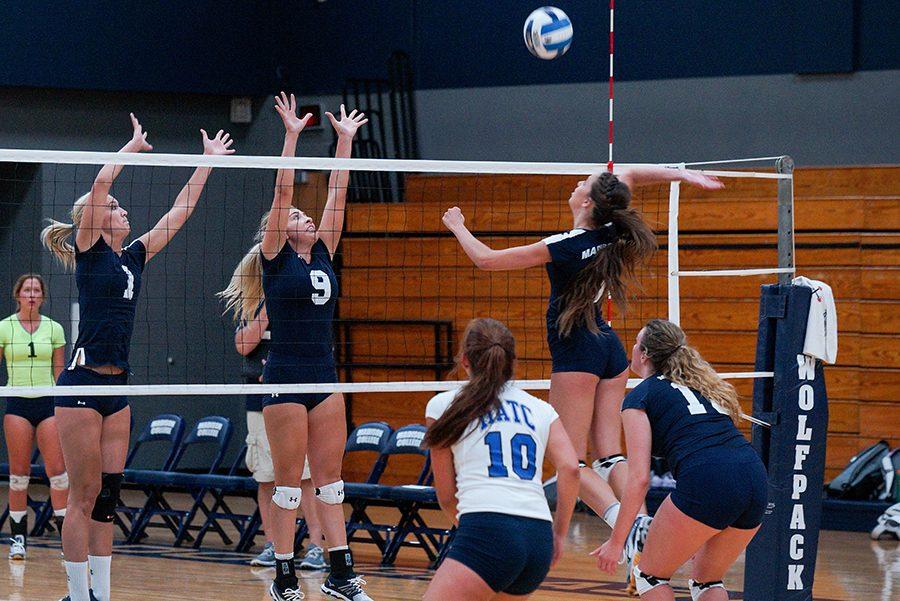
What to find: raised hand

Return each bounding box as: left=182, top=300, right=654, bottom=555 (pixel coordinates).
left=274, top=91, right=312, bottom=135
left=127, top=112, right=153, bottom=152
left=442, top=207, right=466, bottom=231
left=326, top=104, right=368, bottom=139
left=201, top=129, right=236, bottom=156
left=681, top=170, right=724, bottom=190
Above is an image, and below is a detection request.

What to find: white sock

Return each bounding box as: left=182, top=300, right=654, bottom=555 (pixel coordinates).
left=88, top=555, right=112, bottom=601
left=9, top=510, right=27, bottom=523
left=65, top=560, right=91, bottom=601
left=55, top=508, right=68, bottom=518
left=328, top=544, right=349, bottom=552
left=274, top=551, right=294, bottom=560
left=602, top=502, right=620, bottom=529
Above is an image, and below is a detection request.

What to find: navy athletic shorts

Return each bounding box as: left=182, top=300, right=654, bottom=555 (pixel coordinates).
left=5, top=397, right=55, bottom=427
left=548, top=321, right=629, bottom=379
left=671, top=449, right=768, bottom=530
left=261, top=351, right=338, bottom=411
left=446, top=512, right=553, bottom=595
left=54, top=367, right=128, bottom=417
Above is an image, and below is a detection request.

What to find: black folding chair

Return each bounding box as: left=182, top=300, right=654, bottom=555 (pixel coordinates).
left=124, top=416, right=232, bottom=545
left=114, top=414, right=186, bottom=538
left=191, top=445, right=259, bottom=549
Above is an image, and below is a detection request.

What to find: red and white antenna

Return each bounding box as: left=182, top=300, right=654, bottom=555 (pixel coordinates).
left=607, top=0, right=615, bottom=173
left=607, top=0, right=615, bottom=324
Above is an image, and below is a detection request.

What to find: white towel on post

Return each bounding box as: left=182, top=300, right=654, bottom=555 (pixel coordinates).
left=792, top=276, right=838, bottom=364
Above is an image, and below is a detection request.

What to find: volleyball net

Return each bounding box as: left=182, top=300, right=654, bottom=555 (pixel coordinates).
left=0, top=150, right=793, bottom=422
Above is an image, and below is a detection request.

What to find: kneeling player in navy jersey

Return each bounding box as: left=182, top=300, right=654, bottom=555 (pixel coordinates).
left=593, top=320, right=767, bottom=600
left=423, top=318, right=580, bottom=600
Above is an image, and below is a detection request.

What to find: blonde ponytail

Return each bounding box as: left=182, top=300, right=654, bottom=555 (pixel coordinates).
left=40, top=193, right=88, bottom=271
left=218, top=211, right=270, bottom=323
left=640, top=319, right=742, bottom=423
left=218, top=243, right=265, bottom=323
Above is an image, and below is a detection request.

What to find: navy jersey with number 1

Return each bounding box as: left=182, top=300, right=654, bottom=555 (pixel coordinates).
left=70, top=237, right=146, bottom=370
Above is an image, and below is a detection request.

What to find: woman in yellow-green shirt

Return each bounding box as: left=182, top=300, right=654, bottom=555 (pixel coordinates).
left=0, top=273, right=68, bottom=560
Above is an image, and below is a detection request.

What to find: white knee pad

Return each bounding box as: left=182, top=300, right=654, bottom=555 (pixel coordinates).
left=689, top=579, right=725, bottom=600
left=633, top=566, right=670, bottom=595
left=49, top=472, right=69, bottom=491
left=592, top=454, right=626, bottom=481
left=315, top=480, right=345, bottom=505
left=272, top=486, right=302, bottom=510
left=8, top=474, right=30, bottom=492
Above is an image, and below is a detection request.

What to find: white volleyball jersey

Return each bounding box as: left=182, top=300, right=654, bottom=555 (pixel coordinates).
left=425, top=384, right=559, bottom=522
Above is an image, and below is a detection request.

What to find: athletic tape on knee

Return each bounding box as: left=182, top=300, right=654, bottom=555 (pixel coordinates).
left=315, top=480, right=345, bottom=505
left=689, top=579, right=725, bottom=600
left=633, top=567, right=670, bottom=595
left=49, top=472, right=69, bottom=491
left=8, top=474, right=30, bottom=491
left=272, top=486, right=302, bottom=510
left=592, top=454, right=626, bottom=481
left=91, top=473, right=123, bottom=523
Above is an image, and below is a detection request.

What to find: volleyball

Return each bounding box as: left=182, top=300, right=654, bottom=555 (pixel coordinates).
left=523, top=6, right=573, bottom=60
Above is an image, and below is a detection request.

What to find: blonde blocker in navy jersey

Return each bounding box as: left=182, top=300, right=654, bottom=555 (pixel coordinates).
left=542, top=226, right=629, bottom=378
left=55, top=237, right=145, bottom=416
left=260, top=238, right=338, bottom=409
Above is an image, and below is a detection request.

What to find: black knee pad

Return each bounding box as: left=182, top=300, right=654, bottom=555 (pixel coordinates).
left=91, top=472, right=123, bottom=523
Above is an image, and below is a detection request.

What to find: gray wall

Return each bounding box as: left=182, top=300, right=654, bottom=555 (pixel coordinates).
left=415, top=70, right=900, bottom=165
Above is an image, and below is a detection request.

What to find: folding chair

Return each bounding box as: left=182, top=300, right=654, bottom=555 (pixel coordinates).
left=341, top=424, right=447, bottom=563
left=371, top=425, right=453, bottom=566
left=125, top=416, right=232, bottom=545
left=114, top=414, right=186, bottom=538
left=190, top=445, right=259, bottom=549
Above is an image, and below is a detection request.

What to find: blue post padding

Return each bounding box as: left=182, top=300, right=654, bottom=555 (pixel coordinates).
left=745, top=285, right=829, bottom=601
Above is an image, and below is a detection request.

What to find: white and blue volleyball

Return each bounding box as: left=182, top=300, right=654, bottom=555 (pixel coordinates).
left=524, top=6, right=573, bottom=60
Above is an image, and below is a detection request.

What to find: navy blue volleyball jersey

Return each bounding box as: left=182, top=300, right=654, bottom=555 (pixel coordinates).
left=622, top=374, right=750, bottom=475
left=542, top=225, right=616, bottom=334
left=261, top=239, right=337, bottom=358
left=70, top=237, right=146, bottom=370
left=238, top=304, right=270, bottom=412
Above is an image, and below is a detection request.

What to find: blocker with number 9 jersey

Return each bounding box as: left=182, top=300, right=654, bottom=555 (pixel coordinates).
left=261, top=238, right=337, bottom=358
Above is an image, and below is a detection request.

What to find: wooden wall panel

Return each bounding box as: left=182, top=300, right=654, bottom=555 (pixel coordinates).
left=329, top=166, right=900, bottom=485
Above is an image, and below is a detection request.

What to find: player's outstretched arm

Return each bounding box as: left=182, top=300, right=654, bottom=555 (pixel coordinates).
left=319, top=105, right=367, bottom=257
left=442, top=207, right=551, bottom=271
left=76, top=113, right=153, bottom=253
left=544, top=418, right=581, bottom=567
left=591, top=408, right=652, bottom=574
left=138, top=128, right=234, bottom=262
left=261, top=91, right=312, bottom=260
left=616, top=166, right=724, bottom=192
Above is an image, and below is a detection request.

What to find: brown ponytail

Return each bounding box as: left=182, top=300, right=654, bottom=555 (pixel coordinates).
left=557, top=172, right=656, bottom=338
left=423, top=318, right=516, bottom=449
left=640, top=319, right=742, bottom=423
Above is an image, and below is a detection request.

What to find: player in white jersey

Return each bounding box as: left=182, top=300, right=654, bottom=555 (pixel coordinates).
left=423, top=318, right=580, bottom=600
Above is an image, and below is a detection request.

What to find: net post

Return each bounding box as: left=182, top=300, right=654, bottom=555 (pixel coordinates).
left=776, top=156, right=795, bottom=285
left=667, top=173, right=683, bottom=325
left=745, top=284, right=829, bottom=600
